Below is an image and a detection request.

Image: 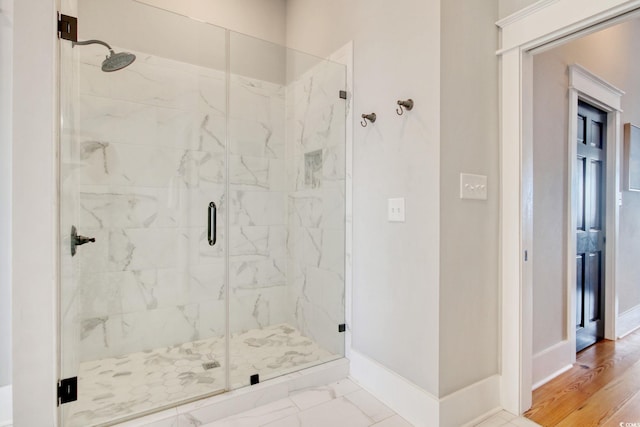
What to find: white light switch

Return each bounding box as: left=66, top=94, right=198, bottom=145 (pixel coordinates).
left=388, top=198, right=405, bottom=222
left=460, top=173, right=488, bottom=200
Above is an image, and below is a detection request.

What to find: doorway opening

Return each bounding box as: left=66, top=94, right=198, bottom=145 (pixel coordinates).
left=574, top=99, right=607, bottom=353
left=530, top=26, right=626, bottom=391
left=498, top=0, right=640, bottom=415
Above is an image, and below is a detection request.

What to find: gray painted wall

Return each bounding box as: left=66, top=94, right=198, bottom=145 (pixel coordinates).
left=439, top=0, right=500, bottom=397
left=287, top=0, right=442, bottom=395
left=533, top=19, right=640, bottom=354
left=0, top=0, right=13, bottom=388
left=80, top=0, right=288, bottom=84
left=287, top=0, right=502, bottom=398
left=137, top=0, right=287, bottom=46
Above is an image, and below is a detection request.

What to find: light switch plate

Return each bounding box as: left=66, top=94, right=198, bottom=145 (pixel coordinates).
left=388, top=198, right=405, bottom=222
left=460, top=173, right=488, bottom=200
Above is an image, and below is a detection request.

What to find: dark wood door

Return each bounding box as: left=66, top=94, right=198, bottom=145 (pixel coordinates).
left=575, top=100, right=606, bottom=352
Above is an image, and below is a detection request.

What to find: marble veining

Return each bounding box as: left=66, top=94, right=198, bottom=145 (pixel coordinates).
left=69, top=46, right=346, bottom=362
left=65, top=323, right=338, bottom=427
left=285, top=58, right=347, bottom=357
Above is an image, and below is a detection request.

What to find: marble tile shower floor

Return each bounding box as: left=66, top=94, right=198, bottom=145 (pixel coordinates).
left=66, top=323, right=339, bottom=427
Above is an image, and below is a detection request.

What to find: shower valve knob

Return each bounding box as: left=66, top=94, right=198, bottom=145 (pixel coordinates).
left=75, top=235, right=96, bottom=246
left=70, top=225, right=96, bottom=257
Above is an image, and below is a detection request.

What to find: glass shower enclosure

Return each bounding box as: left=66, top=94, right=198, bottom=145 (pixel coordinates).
left=58, top=1, right=346, bottom=425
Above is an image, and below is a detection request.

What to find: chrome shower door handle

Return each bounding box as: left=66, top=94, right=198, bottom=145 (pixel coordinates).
left=208, top=202, right=217, bottom=246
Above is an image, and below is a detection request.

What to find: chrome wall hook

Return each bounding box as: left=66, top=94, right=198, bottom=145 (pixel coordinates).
left=396, top=99, right=414, bottom=115
left=361, top=113, right=377, bottom=127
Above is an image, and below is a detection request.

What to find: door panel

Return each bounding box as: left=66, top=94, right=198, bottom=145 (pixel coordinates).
left=589, top=160, right=603, bottom=229
left=588, top=252, right=601, bottom=322
left=576, top=255, right=584, bottom=328
left=575, top=100, right=606, bottom=353
left=58, top=4, right=229, bottom=425
left=576, top=158, right=585, bottom=230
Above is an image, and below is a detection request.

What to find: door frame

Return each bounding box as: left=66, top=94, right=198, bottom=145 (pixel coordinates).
left=566, top=65, right=623, bottom=360
left=497, top=0, right=639, bottom=414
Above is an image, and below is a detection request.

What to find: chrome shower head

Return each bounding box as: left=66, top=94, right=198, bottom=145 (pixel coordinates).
left=72, top=39, right=136, bottom=72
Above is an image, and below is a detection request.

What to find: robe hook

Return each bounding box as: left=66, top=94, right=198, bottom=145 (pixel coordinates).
left=361, top=113, right=377, bottom=127
left=396, top=99, right=414, bottom=116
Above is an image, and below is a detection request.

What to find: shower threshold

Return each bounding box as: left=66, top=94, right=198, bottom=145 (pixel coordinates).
left=65, top=323, right=341, bottom=427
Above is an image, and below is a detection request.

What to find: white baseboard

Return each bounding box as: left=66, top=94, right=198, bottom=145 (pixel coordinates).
left=0, top=385, right=12, bottom=427
left=440, top=375, right=501, bottom=427
left=349, top=350, right=503, bottom=427
left=348, top=349, right=439, bottom=427
left=532, top=340, right=573, bottom=390
left=617, top=305, right=640, bottom=339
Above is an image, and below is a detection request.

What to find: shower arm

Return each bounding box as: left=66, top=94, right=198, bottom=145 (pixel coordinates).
left=72, top=39, right=115, bottom=53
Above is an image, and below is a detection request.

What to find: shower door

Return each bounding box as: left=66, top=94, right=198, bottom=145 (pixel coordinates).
left=59, top=1, right=347, bottom=426
left=226, top=32, right=347, bottom=390
left=58, top=2, right=229, bottom=426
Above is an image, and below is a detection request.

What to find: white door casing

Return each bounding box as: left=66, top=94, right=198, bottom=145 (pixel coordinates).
left=497, top=0, right=640, bottom=415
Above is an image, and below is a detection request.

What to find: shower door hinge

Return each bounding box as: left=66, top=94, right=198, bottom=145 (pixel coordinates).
left=338, top=324, right=346, bottom=333
left=58, top=13, right=78, bottom=42
left=57, top=376, right=78, bottom=406
left=250, top=374, right=260, bottom=385
left=339, top=90, right=347, bottom=100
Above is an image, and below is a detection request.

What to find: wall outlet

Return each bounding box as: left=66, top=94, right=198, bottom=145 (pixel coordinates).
left=388, top=198, right=405, bottom=222
left=460, top=173, right=488, bottom=200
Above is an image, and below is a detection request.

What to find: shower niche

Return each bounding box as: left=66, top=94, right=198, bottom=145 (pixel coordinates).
left=58, top=1, right=346, bottom=425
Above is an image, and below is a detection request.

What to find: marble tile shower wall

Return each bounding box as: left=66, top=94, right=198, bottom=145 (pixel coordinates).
left=69, top=47, right=344, bottom=364
left=74, top=49, right=286, bottom=362
left=285, top=62, right=346, bottom=356
left=227, top=74, right=289, bottom=334
left=75, top=49, right=227, bottom=362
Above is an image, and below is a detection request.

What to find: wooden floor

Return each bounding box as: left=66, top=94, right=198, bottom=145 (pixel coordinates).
left=525, top=328, right=640, bottom=426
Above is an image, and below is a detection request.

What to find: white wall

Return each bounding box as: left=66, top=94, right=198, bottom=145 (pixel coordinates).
left=12, top=0, right=58, bottom=425
left=285, top=2, right=358, bottom=60
left=287, top=0, right=442, bottom=397
left=498, top=0, right=538, bottom=19
left=439, top=0, right=500, bottom=397
left=80, top=0, right=287, bottom=84
left=0, top=0, right=13, bottom=389
left=136, top=0, right=286, bottom=46
left=532, top=18, right=640, bottom=356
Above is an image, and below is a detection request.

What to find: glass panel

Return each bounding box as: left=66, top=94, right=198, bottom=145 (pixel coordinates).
left=228, top=32, right=346, bottom=389
left=60, top=1, right=347, bottom=422
left=59, top=1, right=228, bottom=425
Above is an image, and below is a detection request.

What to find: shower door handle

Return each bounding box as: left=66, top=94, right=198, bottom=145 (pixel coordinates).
left=208, top=202, right=217, bottom=246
